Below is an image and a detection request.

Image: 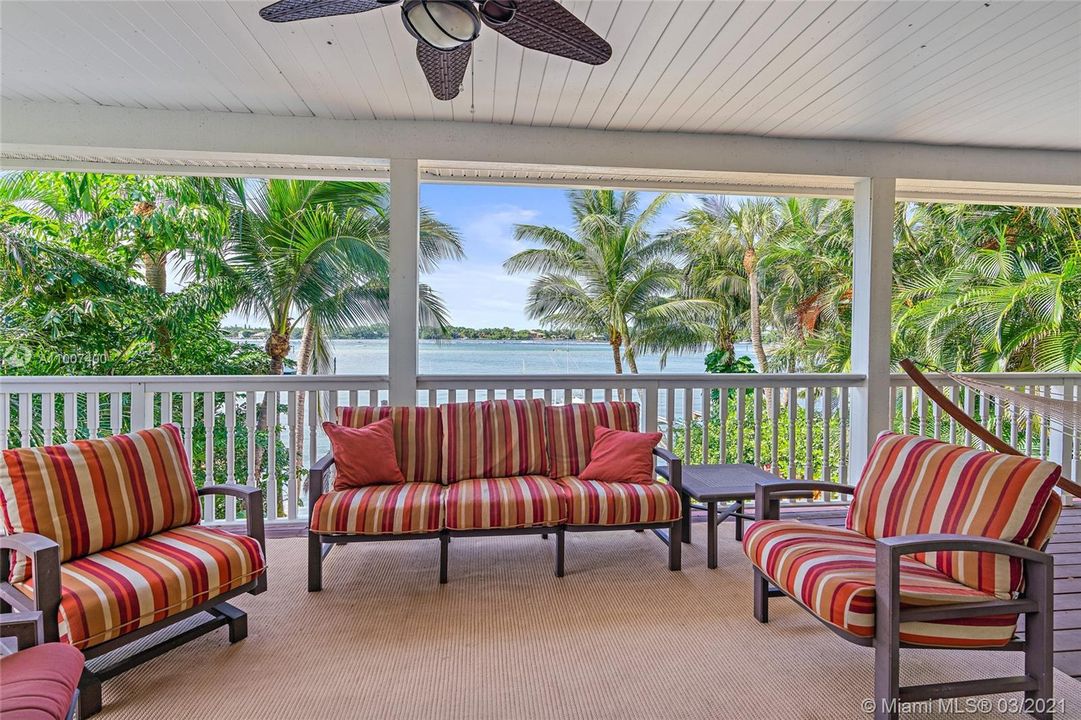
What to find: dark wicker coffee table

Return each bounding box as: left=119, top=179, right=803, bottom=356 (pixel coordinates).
left=658, top=463, right=813, bottom=569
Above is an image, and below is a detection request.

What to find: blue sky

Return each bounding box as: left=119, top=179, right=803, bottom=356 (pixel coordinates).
left=420, top=184, right=699, bottom=328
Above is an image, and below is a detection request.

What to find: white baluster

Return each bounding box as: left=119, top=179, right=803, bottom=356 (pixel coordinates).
left=287, top=391, right=298, bottom=521
left=753, top=387, right=763, bottom=467
left=822, top=387, right=832, bottom=485
left=266, top=390, right=279, bottom=521
left=787, top=387, right=797, bottom=480
left=682, top=388, right=692, bottom=465
left=224, top=391, right=237, bottom=522
left=804, top=387, right=814, bottom=485
left=839, top=387, right=849, bottom=484
left=18, top=393, right=33, bottom=447
left=63, top=393, right=76, bottom=442
left=87, top=392, right=100, bottom=439
left=0, top=393, right=8, bottom=450
left=736, top=387, right=746, bottom=463
left=695, top=387, right=707, bottom=464
left=771, top=387, right=781, bottom=476
left=203, top=391, right=215, bottom=520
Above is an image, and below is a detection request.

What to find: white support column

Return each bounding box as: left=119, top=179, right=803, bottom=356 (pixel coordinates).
left=850, top=177, right=896, bottom=478
left=388, top=158, right=420, bottom=406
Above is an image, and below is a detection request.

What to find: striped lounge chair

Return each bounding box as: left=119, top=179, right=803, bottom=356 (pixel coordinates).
left=0, top=424, right=267, bottom=717
left=744, top=432, right=1062, bottom=720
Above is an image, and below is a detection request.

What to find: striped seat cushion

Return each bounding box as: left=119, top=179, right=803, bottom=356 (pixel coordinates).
left=546, top=401, right=640, bottom=479
left=0, top=424, right=200, bottom=583
left=445, top=476, right=566, bottom=530
left=846, top=432, right=1061, bottom=598
left=336, top=406, right=441, bottom=483
left=310, top=483, right=444, bottom=535
left=744, top=520, right=1019, bottom=648
left=558, top=476, right=680, bottom=526
left=440, top=399, right=548, bottom=482
left=13, top=526, right=264, bottom=651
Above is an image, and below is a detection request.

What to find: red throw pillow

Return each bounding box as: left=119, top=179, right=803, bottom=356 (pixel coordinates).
left=323, top=418, right=406, bottom=490
left=579, top=426, right=662, bottom=484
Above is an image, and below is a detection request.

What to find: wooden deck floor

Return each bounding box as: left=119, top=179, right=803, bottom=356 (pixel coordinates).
left=791, top=504, right=1081, bottom=681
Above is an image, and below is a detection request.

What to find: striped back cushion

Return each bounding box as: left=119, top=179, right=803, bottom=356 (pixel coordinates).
left=335, top=406, right=441, bottom=483
left=0, top=423, right=199, bottom=582
left=546, top=401, right=640, bottom=479
left=439, top=398, right=548, bottom=482
left=846, top=432, right=1061, bottom=597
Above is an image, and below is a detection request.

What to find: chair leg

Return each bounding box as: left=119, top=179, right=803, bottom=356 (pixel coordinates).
left=753, top=568, right=769, bottom=622
left=680, top=493, right=692, bottom=544
left=307, top=532, right=322, bottom=592
left=735, top=500, right=745, bottom=542
left=555, top=528, right=565, bottom=577
left=873, top=583, right=901, bottom=720
left=1025, top=559, right=1055, bottom=720
left=439, top=534, right=449, bottom=584
left=78, top=669, right=102, bottom=718
left=668, top=520, right=681, bottom=571
left=210, top=602, right=248, bottom=643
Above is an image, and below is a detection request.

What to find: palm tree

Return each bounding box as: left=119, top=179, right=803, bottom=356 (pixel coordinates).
left=212, top=178, right=462, bottom=375
left=504, top=190, right=678, bottom=374
left=758, top=197, right=853, bottom=371
left=208, top=178, right=463, bottom=503
left=647, top=198, right=749, bottom=367
left=674, top=197, right=778, bottom=372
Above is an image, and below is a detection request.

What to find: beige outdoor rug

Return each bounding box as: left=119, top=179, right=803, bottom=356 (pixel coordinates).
left=99, top=525, right=1081, bottom=720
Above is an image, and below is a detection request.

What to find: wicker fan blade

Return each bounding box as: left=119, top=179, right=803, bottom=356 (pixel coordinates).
left=416, top=43, right=471, bottom=101
left=480, top=0, right=611, bottom=65
left=259, top=0, right=393, bottom=23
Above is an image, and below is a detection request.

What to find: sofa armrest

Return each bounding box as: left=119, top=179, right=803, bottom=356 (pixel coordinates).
left=309, top=453, right=336, bottom=516
left=754, top=481, right=857, bottom=521
left=0, top=534, right=62, bottom=643
left=0, top=611, right=43, bottom=653
left=198, top=485, right=265, bottom=551
left=876, top=533, right=1052, bottom=566
left=653, top=446, right=681, bottom=492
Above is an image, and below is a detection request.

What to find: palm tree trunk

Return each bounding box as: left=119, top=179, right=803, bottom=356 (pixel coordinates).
left=609, top=338, right=624, bottom=374
left=256, top=330, right=290, bottom=517
left=293, top=323, right=315, bottom=484
left=142, top=252, right=172, bottom=358
left=747, top=269, right=769, bottom=373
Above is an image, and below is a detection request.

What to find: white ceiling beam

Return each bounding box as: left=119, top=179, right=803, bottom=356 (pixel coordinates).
left=3, top=102, right=1080, bottom=193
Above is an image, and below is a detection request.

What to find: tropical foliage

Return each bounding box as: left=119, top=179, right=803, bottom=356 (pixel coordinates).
left=504, top=189, right=680, bottom=374
left=509, top=189, right=1081, bottom=374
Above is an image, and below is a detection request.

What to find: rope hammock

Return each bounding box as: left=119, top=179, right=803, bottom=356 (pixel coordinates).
left=899, top=359, right=1081, bottom=499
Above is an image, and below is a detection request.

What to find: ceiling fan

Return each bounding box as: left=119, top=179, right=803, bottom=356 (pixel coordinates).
left=259, top=0, right=613, bottom=101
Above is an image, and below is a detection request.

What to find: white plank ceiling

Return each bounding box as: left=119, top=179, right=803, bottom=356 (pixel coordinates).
left=1, top=0, right=1079, bottom=151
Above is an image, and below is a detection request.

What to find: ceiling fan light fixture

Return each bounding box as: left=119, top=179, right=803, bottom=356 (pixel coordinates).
left=402, top=0, right=480, bottom=50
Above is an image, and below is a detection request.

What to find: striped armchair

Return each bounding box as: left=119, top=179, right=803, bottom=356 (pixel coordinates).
left=0, top=424, right=267, bottom=717
left=743, top=432, right=1062, bottom=720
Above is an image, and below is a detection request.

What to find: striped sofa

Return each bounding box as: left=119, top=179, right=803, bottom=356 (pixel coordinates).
left=743, top=432, right=1062, bottom=720
left=0, top=424, right=267, bottom=717
left=308, top=399, right=682, bottom=589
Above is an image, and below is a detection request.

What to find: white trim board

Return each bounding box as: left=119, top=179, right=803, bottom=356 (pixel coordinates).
left=2, top=102, right=1079, bottom=203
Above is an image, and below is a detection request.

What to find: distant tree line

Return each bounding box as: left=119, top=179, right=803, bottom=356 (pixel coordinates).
left=222, top=323, right=598, bottom=341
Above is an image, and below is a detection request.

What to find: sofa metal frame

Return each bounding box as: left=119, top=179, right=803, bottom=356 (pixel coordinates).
left=750, top=480, right=1055, bottom=720
left=0, top=484, right=267, bottom=718
left=307, top=446, right=683, bottom=591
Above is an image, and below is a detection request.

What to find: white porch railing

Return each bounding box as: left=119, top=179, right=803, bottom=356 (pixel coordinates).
left=3, top=371, right=1077, bottom=524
